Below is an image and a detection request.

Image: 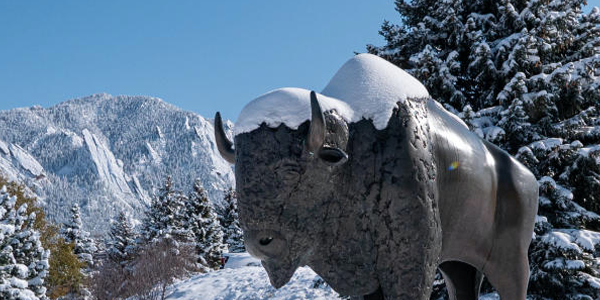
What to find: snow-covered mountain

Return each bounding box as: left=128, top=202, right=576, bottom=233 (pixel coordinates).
left=0, top=93, right=234, bottom=233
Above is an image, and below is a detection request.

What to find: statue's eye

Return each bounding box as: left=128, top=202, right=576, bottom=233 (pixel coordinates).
left=280, top=169, right=300, bottom=182
left=275, top=162, right=302, bottom=183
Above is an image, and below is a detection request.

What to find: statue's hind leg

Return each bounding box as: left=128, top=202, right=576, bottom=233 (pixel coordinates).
left=439, top=261, right=484, bottom=300
left=483, top=249, right=530, bottom=300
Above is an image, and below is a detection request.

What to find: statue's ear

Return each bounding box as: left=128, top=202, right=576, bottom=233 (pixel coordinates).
left=318, top=146, right=348, bottom=166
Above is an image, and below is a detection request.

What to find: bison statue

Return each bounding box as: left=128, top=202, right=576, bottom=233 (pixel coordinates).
left=213, top=54, right=538, bottom=300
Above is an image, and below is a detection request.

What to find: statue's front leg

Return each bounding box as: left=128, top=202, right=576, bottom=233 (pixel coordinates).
left=373, top=99, right=441, bottom=299
left=372, top=191, right=441, bottom=300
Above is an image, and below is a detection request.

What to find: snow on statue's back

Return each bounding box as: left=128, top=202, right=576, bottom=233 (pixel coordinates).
left=234, top=54, right=429, bottom=135
left=322, top=53, right=429, bottom=129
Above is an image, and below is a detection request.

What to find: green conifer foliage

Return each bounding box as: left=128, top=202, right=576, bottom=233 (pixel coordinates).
left=186, top=179, right=225, bottom=270
left=220, top=187, right=245, bottom=253
left=369, top=1, right=600, bottom=298
left=0, top=186, right=49, bottom=300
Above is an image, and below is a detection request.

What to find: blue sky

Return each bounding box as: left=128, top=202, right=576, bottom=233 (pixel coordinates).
left=1, top=1, right=598, bottom=121
left=0, top=1, right=398, bottom=121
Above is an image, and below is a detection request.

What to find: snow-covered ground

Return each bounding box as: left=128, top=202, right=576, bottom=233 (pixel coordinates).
left=166, top=253, right=340, bottom=300
left=165, top=253, right=501, bottom=300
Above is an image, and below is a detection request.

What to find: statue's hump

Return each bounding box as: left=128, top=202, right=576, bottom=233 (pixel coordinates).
left=322, top=53, right=429, bottom=130
left=234, top=54, right=429, bottom=135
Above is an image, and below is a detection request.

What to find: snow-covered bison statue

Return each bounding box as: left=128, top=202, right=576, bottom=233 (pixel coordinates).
left=213, top=54, right=538, bottom=300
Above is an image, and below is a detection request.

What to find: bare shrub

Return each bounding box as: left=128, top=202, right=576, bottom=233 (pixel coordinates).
left=91, top=238, right=196, bottom=300
left=90, top=260, right=133, bottom=300
left=129, top=238, right=197, bottom=300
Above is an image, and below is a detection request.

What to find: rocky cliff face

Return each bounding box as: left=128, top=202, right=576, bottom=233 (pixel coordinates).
left=0, top=93, right=234, bottom=233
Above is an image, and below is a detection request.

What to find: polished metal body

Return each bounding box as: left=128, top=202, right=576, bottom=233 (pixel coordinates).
left=214, top=94, right=538, bottom=300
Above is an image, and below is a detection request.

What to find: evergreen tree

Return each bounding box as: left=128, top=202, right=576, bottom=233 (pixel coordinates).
left=186, top=179, right=225, bottom=270
left=369, top=0, right=600, bottom=123
left=498, top=97, right=533, bottom=149
left=106, top=211, right=137, bottom=267
left=0, top=186, right=49, bottom=300
left=61, top=203, right=96, bottom=299
left=567, top=151, right=600, bottom=214
left=45, top=239, right=82, bottom=300
left=0, top=175, right=82, bottom=299
left=140, top=176, right=191, bottom=244
left=528, top=175, right=600, bottom=298
left=369, top=1, right=600, bottom=298
left=220, top=187, right=245, bottom=253
left=61, top=203, right=97, bottom=269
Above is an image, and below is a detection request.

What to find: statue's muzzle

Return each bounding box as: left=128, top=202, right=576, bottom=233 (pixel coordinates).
left=245, top=229, right=298, bottom=288
left=262, top=258, right=298, bottom=289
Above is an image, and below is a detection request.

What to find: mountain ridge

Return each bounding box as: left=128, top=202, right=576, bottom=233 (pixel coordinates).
left=0, top=93, right=234, bottom=233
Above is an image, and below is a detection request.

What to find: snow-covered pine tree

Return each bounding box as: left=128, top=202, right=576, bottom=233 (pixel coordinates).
left=186, top=179, right=225, bottom=270
left=100, top=177, right=195, bottom=298
left=12, top=208, right=49, bottom=299
left=369, top=1, right=600, bottom=299
left=528, top=174, right=600, bottom=298
left=140, top=176, right=191, bottom=244
left=0, top=175, right=81, bottom=299
left=369, top=0, right=600, bottom=142
left=220, top=187, right=245, bottom=253
left=61, top=203, right=97, bottom=299
left=61, top=203, right=97, bottom=269
left=0, top=186, right=49, bottom=300
left=106, top=211, right=137, bottom=267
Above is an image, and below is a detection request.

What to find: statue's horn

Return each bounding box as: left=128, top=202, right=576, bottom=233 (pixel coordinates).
left=214, top=112, right=235, bottom=164
left=306, top=91, right=325, bottom=153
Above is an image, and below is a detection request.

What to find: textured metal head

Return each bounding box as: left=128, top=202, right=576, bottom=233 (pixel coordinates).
left=232, top=98, right=356, bottom=289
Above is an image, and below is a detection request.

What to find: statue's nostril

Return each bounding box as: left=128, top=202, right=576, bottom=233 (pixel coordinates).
left=259, top=237, right=274, bottom=246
